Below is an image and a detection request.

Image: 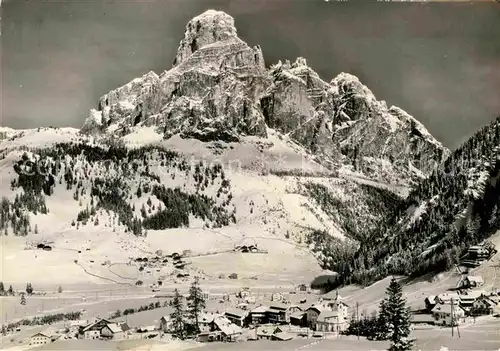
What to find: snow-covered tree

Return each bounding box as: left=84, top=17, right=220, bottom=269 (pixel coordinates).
left=187, top=277, right=206, bottom=333
left=379, top=277, right=413, bottom=351
left=26, top=282, right=33, bottom=295
left=170, top=289, right=185, bottom=339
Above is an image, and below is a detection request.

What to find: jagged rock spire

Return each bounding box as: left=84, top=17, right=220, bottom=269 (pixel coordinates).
left=173, top=10, right=240, bottom=66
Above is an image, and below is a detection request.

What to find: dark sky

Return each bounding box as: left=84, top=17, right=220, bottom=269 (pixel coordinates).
left=2, top=0, right=500, bottom=149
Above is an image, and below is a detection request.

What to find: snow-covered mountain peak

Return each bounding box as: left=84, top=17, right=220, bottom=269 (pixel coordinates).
left=173, top=10, right=241, bottom=67
left=78, top=9, right=448, bottom=185
left=331, top=72, right=377, bottom=103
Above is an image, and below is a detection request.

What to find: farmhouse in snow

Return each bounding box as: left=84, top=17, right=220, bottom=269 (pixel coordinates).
left=472, top=294, right=500, bottom=316
left=431, top=304, right=466, bottom=326
left=29, top=332, right=55, bottom=346
left=456, top=275, right=484, bottom=289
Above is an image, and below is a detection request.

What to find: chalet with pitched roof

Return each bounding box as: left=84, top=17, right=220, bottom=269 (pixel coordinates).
left=431, top=303, right=466, bottom=326
left=435, top=293, right=461, bottom=305
left=289, top=310, right=307, bottom=327
left=100, top=323, right=127, bottom=340
left=316, top=310, right=348, bottom=333
left=213, top=316, right=243, bottom=342
left=224, top=309, right=249, bottom=327
left=29, top=332, right=53, bottom=346
left=255, top=325, right=284, bottom=340
left=457, top=275, right=484, bottom=289
left=267, top=303, right=302, bottom=324
left=78, top=318, right=112, bottom=339
left=472, top=294, right=500, bottom=316
left=306, top=305, right=325, bottom=329
left=458, top=290, right=485, bottom=311
left=424, top=295, right=437, bottom=311
left=249, top=305, right=269, bottom=325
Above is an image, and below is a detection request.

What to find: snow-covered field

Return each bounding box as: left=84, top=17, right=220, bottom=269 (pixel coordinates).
left=2, top=338, right=202, bottom=351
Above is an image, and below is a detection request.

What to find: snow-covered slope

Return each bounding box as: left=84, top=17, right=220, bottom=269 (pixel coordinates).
left=0, top=124, right=405, bottom=286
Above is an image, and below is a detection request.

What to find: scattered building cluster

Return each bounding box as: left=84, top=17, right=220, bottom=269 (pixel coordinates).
left=190, top=289, right=352, bottom=343
left=419, top=274, right=500, bottom=327
left=460, top=241, right=497, bottom=268
left=24, top=285, right=352, bottom=347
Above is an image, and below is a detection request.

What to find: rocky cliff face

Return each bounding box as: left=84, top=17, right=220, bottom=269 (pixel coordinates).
left=83, top=10, right=268, bottom=142
left=82, top=9, right=449, bottom=184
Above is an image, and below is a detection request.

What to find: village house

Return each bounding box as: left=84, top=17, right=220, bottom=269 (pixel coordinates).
left=458, top=290, right=485, bottom=312
left=238, top=288, right=251, bottom=298
left=29, top=332, right=54, bottom=346
left=78, top=318, right=129, bottom=340
left=410, top=313, right=435, bottom=326
left=471, top=294, right=500, bottom=316
left=289, top=311, right=307, bottom=327
left=266, top=303, right=302, bottom=324
left=315, top=310, right=348, bottom=333
left=254, top=325, right=284, bottom=340
left=431, top=303, right=466, bottom=326
left=306, top=305, right=325, bottom=329
left=424, top=295, right=438, bottom=311
left=467, top=242, right=495, bottom=260
left=224, top=309, right=249, bottom=327
left=296, top=284, right=309, bottom=293
left=78, top=318, right=112, bottom=339
left=198, top=313, right=220, bottom=333
left=320, top=292, right=349, bottom=320
left=435, top=293, right=461, bottom=305
left=213, top=316, right=242, bottom=342
left=100, top=323, right=127, bottom=340
left=456, top=275, right=484, bottom=289
left=198, top=316, right=242, bottom=343
left=249, top=305, right=269, bottom=325
left=271, top=292, right=284, bottom=302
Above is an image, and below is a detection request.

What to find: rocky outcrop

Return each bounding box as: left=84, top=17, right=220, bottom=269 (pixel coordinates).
left=261, top=62, right=449, bottom=183
left=82, top=9, right=449, bottom=184
left=85, top=10, right=268, bottom=142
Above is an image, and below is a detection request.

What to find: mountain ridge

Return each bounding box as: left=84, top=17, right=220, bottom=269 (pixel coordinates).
left=81, top=9, right=448, bottom=187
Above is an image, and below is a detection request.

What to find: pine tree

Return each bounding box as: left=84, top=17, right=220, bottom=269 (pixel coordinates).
left=170, top=289, right=185, bottom=339
left=488, top=204, right=498, bottom=228
left=26, top=282, right=33, bottom=295
left=0, top=281, right=4, bottom=296
left=466, top=215, right=481, bottom=239
left=380, top=277, right=413, bottom=351
left=187, top=277, right=206, bottom=333
left=7, top=285, right=14, bottom=296
left=20, top=293, right=26, bottom=305
left=34, top=224, right=38, bottom=234
left=375, top=299, right=390, bottom=340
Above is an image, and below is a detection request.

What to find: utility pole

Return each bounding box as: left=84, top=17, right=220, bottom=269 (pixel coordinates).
left=451, top=298, right=454, bottom=338
left=356, top=301, right=359, bottom=340
left=455, top=303, right=461, bottom=339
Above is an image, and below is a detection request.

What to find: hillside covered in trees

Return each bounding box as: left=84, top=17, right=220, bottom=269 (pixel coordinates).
left=3, top=141, right=235, bottom=236
left=329, top=115, right=500, bottom=287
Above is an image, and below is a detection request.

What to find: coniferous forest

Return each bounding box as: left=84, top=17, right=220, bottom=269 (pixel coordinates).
left=344, top=116, right=500, bottom=287
left=4, top=141, right=235, bottom=236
